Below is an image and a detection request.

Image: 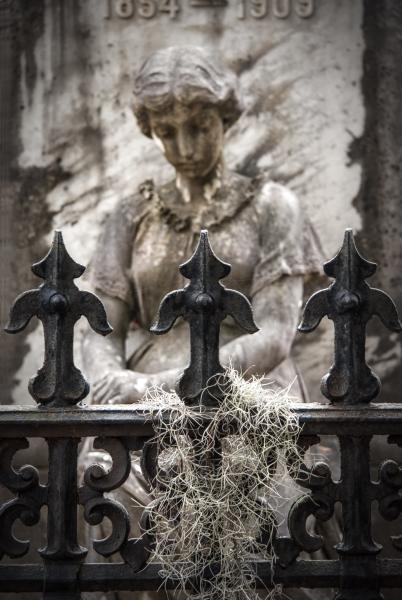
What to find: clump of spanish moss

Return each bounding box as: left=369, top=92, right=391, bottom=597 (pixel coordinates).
left=143, top=368, right=303, bottom=599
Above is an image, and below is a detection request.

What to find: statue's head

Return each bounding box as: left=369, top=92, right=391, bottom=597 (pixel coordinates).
left=133, top=46, right=243, bottom=179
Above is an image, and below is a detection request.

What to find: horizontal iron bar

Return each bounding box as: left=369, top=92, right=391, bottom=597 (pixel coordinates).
left=0, top=403, right=402, bottom=437
left=1, top=560, right=402, bottom=591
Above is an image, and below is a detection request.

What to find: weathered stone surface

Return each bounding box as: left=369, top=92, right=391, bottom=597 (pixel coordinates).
left=3, top=0, right=370, bottom=407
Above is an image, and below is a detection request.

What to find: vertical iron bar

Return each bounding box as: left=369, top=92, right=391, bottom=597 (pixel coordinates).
left=40, top=438, right=86, bottom=599
left=335, top=435, right=382, bottom=600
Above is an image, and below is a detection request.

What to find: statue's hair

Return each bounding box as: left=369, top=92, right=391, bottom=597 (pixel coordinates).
left=133, top=46, right=244, bottom=138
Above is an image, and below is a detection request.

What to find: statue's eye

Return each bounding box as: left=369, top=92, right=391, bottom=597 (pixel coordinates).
left=190, top=122, right=210, bottom=135
left=190, top=124, right=202, bottom=136
left=156, top=126, right=175, bottom=139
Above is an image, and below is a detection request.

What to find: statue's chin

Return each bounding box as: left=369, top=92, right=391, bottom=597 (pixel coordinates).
left=176, top=164, right=201, bottom=177
left=176, top=163, right=218, bottom=181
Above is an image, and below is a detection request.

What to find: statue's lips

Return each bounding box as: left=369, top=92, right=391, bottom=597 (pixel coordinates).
left=176, top=162, right=200, bottom=169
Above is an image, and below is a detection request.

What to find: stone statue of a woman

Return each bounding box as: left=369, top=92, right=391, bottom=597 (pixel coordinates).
left=84, top=46, right=322, bottom=406
left=81, top=46, right=325, bottom=600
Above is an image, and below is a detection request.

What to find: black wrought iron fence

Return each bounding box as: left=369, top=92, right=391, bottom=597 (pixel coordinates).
left=1, top=228, right=402, bottom=599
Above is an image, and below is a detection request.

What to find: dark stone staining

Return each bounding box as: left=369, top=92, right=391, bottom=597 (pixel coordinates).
left=19, top=1, right=45, bottom=103
left=351, top=1, right=402, bottom=382
left=352, top=1, right=402, bottom=297
left=48, top=1, right=105, bottom=205
left=0, top=1, right=32, bottom=404
left=204, top=6, right=225, bottom=39
left=1, top=162, right=71, bottom=404
left=248, top=79, right=295, bottom=118
left=1, top=2, right=104, bottom=402
left=237, top=137, right=277, bottom=179
left=16, top=162, right=71, bottom=247
left=352, top=8, right=402, bottom=595
left=0, top=1, right=71, bottom=403
left=236, top=81, right=294, bottom=178
left=230, top=40, right=282, bottom=76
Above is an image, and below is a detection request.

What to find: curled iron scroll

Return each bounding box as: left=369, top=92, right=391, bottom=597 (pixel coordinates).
left=0, top=439, right=46, bottom=558
left=377, top=436, right=402, bottom=552
left=79, top=436, right=154, bottom=571
left=274, top=435, right=338, bottom=567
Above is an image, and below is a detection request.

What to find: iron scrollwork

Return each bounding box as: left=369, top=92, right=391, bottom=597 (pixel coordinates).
left=274, top=435, right=338, bottom=567
left=376, top=436, right=402, bottom=552
left=0, top=439, right=46, bottom=559
left=79, top=436, right=154, bottom=571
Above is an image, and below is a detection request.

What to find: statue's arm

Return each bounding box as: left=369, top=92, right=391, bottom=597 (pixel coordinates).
left=84, top=290, right=181, bottom=403
left=217, top=180, right=304, bottom=375
left=83, top=291, right=132, bottom=403
left=219, top=275, right=303, bottom=375
left=83, top=193, right=157, bottom=403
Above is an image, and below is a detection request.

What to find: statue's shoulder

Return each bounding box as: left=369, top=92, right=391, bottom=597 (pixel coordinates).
left=252, top=177, right=300, bottom=225
left=112, top=179, right=155, bottom=223
left=225, top=170, right=253, bottom=194
left=226, top=172, right=299, bottom=218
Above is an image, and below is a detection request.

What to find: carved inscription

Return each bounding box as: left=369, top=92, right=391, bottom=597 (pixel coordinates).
left=238, top=0, right=314, bottom=19
left=104, top=0, right=315, bottom=20
left=105, top=0, right=180, bottom=19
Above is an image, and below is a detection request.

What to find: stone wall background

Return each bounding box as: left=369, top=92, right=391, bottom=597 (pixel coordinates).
left=1, top=2, right=402, bottom=595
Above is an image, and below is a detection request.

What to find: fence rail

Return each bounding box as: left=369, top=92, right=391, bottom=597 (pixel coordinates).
left=1, top=403, right=402, bottom=436
left=1, top=228, right=402, bottom=599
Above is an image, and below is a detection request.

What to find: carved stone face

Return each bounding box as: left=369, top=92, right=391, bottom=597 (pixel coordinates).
left=148, top=101, right=224, bottom=179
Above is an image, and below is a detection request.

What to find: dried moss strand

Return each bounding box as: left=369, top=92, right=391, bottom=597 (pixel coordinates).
left=142, top=368, right=302, bottom=599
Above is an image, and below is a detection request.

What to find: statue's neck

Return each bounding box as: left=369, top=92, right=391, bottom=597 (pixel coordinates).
left=175, top=160, right=224, bottom=206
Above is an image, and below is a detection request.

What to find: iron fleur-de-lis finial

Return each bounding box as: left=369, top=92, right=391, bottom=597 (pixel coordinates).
left=5, top=231, right=112, bottom=407
left=299, top=228, right=402, bottom=404
left=151, top=230, right=258, bottom=407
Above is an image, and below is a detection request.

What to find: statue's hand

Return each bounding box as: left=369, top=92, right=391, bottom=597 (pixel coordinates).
left=92, top=370, right=151, bottom=404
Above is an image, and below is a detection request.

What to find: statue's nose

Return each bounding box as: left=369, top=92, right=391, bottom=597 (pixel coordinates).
left=177, top=129, right=194, bottom=160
